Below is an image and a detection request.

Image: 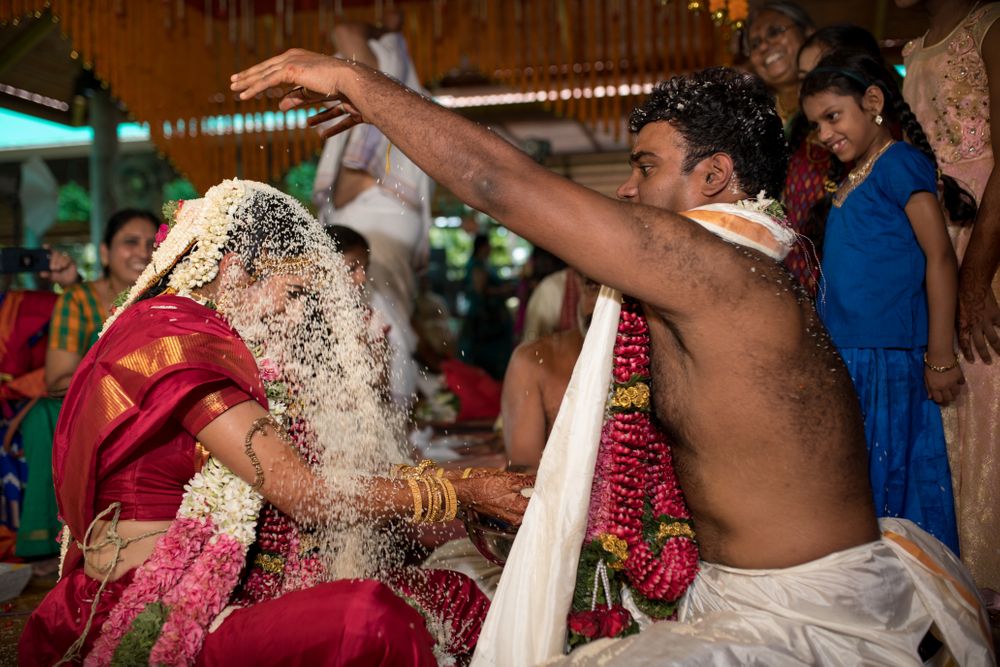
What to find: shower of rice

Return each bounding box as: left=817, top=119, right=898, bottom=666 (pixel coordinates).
left=135, top=180, right=416, bottom=582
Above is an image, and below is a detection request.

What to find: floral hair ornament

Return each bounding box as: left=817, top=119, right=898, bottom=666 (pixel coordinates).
left=153, top=200, right=185, bottom=249
left=101, top=181, right=252, bottom=335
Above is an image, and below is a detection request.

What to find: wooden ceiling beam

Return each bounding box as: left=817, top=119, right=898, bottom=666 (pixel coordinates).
left=0, top=10, right=55, bottom=79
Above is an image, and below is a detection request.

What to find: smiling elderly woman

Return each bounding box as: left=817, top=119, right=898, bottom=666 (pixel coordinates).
left=743, top=1, right=826, bottom=296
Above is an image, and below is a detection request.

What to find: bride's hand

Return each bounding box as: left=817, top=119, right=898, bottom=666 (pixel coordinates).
left=453, top=472, right=535, bottom=527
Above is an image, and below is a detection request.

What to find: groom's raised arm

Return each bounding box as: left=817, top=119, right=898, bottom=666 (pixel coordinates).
left=232, top=50, right=742, bottom=316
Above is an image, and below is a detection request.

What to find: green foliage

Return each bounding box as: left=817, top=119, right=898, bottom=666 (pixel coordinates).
left=161, top=200, right=181, bottom=227
left=429, top=221, right=531, bottom=283
left=57, top=181, right=91, bottom=223
left=571, top=539, right=623, bottom=613
left=429, top=227, right=473, bottom=282
left=765, top=198, right=787, bottom=221
left=163, top=178, right=199, bottom=202
left=111, top=288, right=130, bottom=310
left=110, top=602, right=168, bottom=666
left=283, top=161, right=318, bottom=210
left=630, top=591, right=678, bottom=620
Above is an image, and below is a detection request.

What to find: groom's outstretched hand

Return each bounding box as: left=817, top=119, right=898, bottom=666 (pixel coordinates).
left=230, top=48, right=366, bottom=138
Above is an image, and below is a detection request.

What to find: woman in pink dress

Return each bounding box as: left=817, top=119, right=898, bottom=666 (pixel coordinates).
left=899, top=0, right=1000, bottom=597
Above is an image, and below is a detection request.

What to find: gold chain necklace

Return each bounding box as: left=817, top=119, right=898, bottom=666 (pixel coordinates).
left=833, top=139, right=895, bottom=207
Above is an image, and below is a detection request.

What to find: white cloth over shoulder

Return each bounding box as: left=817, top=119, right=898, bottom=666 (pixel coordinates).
left=471, top=286, right=622, bottom=667
left=544, top=518, right=994, bottom=667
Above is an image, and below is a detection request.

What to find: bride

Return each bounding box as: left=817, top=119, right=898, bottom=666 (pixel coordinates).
left=20, top=179, right=531, bottom=666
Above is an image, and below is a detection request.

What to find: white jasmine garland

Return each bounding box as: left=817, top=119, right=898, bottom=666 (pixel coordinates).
left=100, top=179, right=247, bottom=334
left=735, top=190, right=788, bottom=221
left=178, top=457, right=263, bottom=547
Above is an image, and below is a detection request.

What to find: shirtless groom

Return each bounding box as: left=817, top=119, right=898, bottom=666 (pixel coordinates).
left=232, top=52, right=992, bottom=665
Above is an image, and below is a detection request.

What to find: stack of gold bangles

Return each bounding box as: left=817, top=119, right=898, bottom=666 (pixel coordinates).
left=394, top=460, right=460, bottom=524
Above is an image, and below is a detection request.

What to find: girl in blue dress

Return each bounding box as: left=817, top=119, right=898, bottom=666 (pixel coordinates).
left=800, top=52, right=977, bottom=554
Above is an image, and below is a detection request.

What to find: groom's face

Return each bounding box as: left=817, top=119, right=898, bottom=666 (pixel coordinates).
left=617, top=122, right=705, bottom=212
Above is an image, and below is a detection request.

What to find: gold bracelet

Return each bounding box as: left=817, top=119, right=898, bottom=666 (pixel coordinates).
left=407, top=478, right=423, bottom=523
left=923, top=352, right=959, bottom=373
left=460, top=467, right=473, bottom=479
left=245, top=415, right=285, bottom=491
left=439, top=477, right=458, bottom=522
left=393, top=459, right=440, bottom=480
left=423, top=476, right=439, bottom=523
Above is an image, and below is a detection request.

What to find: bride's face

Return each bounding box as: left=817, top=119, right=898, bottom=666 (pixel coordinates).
left=216, top=257, right=311, bottom=328
left=245, top=273, right=309, bottom=317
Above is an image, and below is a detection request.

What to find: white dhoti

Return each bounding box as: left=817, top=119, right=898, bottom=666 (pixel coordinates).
left=546, top=518, right=994, bottom=667
left=325, top=186, right=428, bottom=320
left=423, top=538, right=503, bottom=600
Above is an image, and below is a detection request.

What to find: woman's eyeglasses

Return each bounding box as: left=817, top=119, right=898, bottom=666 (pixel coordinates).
left=748, top=23, right=792, bottom=53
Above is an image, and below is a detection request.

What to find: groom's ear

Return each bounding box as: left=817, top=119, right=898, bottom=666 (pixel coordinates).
left=701, top=153, right=735, bottom=198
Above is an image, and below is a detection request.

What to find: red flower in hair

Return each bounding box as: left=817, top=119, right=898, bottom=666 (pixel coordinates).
left=155, top=224, right=170, bottom=247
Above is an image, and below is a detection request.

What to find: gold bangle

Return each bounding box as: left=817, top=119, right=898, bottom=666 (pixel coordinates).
left=460, top=467, right=473, bottom=479
left=426, top=478, right=438, bottom=523
left=394, top=459, right=440, bottom=480
left=923, top=352, right=959, bottom=373
left=420, top=477, right=441, bottom=523
left=407, top=478, right=423, bottom=523
left=440, top=477, right=458, bottom=522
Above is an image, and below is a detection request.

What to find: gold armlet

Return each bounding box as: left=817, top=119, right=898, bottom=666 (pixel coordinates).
left=245, top=415, right=287, bottom=491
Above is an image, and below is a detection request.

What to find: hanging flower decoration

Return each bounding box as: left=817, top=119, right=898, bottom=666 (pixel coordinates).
left=677, top=0, right=747, bottom=28
left=567, top=297, right=700, bottom=649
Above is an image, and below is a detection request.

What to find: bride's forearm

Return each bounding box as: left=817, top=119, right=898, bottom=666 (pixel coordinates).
left=277, top=474, right=418, bottom=528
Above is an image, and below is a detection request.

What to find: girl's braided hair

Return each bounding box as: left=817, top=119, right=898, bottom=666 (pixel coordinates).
left=800, top=51, right=977, bottom=227
left=790, top=28, right=899, bottom=250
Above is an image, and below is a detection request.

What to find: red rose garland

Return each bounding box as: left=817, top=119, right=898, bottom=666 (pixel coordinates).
left=568, top=297, right=699, bottom=647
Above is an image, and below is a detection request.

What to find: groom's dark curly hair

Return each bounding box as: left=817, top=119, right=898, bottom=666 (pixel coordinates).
left=629, top=68, right=788, bottom=199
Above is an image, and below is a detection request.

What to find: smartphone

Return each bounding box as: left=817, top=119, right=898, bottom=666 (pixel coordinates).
left=0, top=248, right=51, bottom=274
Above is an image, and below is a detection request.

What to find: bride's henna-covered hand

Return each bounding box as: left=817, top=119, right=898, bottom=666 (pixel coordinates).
left=452, top=472, right=535, bottom=526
